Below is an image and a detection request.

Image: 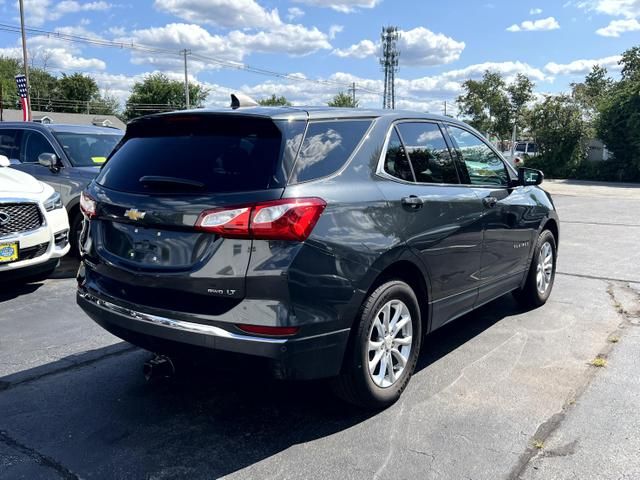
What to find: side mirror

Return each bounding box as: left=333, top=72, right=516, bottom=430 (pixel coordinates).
left=518, top=167, right=544, bottom=186
left=38, top=152, right=59, bottom=169
left=0, top=155, right=9, bottom=167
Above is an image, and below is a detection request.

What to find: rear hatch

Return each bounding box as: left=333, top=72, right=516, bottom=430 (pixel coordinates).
left=85, top=112, right=306, bottom=315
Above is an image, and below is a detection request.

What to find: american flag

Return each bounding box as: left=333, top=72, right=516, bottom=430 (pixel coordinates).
left=15, top=74, right=30, bottom=122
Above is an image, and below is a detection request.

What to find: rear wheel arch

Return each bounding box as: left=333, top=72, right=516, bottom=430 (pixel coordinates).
left=366, top=260, right=430, bottom=333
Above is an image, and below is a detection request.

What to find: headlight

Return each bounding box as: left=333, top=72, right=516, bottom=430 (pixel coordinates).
left=44, top=192, right=63, bottom=211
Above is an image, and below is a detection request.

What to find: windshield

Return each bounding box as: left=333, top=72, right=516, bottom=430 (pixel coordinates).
left=54, top=132, right=123, bottom=167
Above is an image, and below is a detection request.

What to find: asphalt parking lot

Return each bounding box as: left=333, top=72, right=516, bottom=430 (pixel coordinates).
left=1, top=180, right=639, bottom=480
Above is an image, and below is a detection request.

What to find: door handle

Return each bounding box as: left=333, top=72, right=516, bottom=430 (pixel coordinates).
left=483, top=196, right=498, bottom=208
left=401, top=195, right=424, bottom=209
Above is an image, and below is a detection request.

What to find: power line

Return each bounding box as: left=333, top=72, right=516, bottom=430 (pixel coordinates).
left=0, top=21, right=454, bottom=109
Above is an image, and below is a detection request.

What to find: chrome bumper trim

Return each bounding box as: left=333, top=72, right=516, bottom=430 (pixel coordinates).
left=78, top=291, right=288, bottom=344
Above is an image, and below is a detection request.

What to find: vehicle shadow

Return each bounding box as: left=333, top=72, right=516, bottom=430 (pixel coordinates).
left=49, top=256, right=80, bottom=279
left=0, top=295, right=525, bottom=479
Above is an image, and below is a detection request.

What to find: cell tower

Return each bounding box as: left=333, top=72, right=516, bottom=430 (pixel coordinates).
left=380, top=26, right=400, bottom=109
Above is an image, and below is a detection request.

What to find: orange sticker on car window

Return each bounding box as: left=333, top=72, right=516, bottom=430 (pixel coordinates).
left=91, top=156, right=107, bottom=164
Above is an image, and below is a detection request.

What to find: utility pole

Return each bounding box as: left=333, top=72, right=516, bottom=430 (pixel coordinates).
left=350, top=82, right=356, bottom=107
left=181, top=49, right=191, bottom=109
left=443, top=101, right=447, bottom=116
left=18, top=0, right=31, bottom=121
left=379, top=26, right=400, bottom=109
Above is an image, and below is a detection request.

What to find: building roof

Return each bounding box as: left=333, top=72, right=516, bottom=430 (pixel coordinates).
left=0, top=109, right=125, bottom=130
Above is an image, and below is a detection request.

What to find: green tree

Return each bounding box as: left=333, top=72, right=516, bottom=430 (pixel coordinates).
left=29, top=67, right=58, bottom=111
left=456, top=71, right=511, bottom=140
left=507, top=73, right=535, bottom=140
left=258, top=94, right=291, bottom=106
left=328, top=91, right=358, bottom=108
left=529, top=95, right=589, bottom=177
left=124, top=73, right=208, bottom=120
left=595, top=48, right=640, bottom=181
left=620, top=45, right=640, bottom=81
left=571, top=65, right=613, bottom=119
left=56, top=73, right=100, bottom=113
left=0, top=57, right=21, bottom=110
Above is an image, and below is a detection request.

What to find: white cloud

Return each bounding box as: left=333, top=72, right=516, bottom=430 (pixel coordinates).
left=329, top=24, right=343, bottom=39
left=228, top=24, right=331, bottom=56
left=117, top=23, right=241, bottom=73
left=577, top=0, right=640, bottom=18
left=507, top=16, right=560, bottom=31
left=20, top=0, right=112, bottom=26
left=108, top=26, right=127, bottom=37
left=544, top=55, right=622, bottom=75
left=119, top=22, right=331, bottom=73
left=331, top=27, right=465, bottom=66
left=53, top=1, right=111, bottom=16
left=292, top=0, right=381, bottom=13
left=332, top=39, right=377, bottom=58
left=287, top=6, right=305, bottom=20
left=399, top=27, right=466, bottom=66
left=530, top=7, right=543, bottom=14
left=0, top=45, right=105, bottom=71
left=596, top=18, right=640, bottom=35
left=439, top=61, right=548, bottom=82
left=154, top=0, right=281, bottom=29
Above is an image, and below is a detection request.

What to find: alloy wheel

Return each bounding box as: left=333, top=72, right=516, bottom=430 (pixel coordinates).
left=536, top=241, right=554, bottom=294
left=367, top=299, right=413, bottom=388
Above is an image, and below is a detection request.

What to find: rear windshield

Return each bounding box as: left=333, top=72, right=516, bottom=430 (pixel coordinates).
left=97, top=115, right=305, bottom=194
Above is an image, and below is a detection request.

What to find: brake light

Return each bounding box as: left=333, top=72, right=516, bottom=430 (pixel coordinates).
left=80, top=191, right=97, bottom=218
left=237, top=324, right=299, bottom=337
left=196, top=198, right=326, bottom=241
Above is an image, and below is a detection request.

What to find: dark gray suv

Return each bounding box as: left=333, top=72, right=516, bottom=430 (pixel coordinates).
left=77, top=107, right=559, bottom=408
left=0, top=123, right=123, bottom=253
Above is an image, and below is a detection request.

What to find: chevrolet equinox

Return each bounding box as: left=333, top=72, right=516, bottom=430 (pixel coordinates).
left=77, top=106, right=559, bottom=408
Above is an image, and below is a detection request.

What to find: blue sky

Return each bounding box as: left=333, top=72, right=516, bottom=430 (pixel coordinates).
left=0, top=0, right=638, bottom=112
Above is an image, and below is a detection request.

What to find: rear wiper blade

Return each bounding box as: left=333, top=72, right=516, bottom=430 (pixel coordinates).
left=138, top=176, right=205, bottom=189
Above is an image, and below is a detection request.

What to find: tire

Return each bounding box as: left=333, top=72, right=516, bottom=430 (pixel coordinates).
left=332, top=280, right=422, bottom=409
left=69, top=212, right=83, bottom=258
left=514, top=229, right=557, bottom=309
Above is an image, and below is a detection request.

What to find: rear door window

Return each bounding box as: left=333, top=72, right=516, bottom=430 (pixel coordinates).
left=383, top=128, right=415, bottom=182
left=97, top=115, right=306, bottom=194
left=397, top=122, right=459, bottom=184
left=288, top=120, right=371, bottom=183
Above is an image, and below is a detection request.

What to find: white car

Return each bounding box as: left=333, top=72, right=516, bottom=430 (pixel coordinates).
left=0, top=155, right=70, bottom=282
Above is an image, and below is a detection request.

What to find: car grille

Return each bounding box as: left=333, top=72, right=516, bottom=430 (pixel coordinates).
left=21, top=242, right=49, bottom=260
left=0, top=203, right=43, bottom=236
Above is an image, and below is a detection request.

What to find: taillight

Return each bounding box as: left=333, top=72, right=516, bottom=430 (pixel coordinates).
left=237, top=324, right=299, bottom=337
left=80, top=191, right=97, bottom=218
left=196, top=198, right=326, bottom=241
left=196, top=207, right=251, bottom=238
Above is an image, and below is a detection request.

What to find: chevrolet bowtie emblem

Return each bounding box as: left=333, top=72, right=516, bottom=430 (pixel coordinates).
left=124, top=208, right=146, bottom=221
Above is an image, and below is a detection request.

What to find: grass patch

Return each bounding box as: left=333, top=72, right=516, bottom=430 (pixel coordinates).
left=533, top=440, right=544, bottom=450
left=590, top=357, right=607, bottom=368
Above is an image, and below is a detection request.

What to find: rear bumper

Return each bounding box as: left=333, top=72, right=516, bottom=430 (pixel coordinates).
left=77, top=289, right=350, bottom=380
